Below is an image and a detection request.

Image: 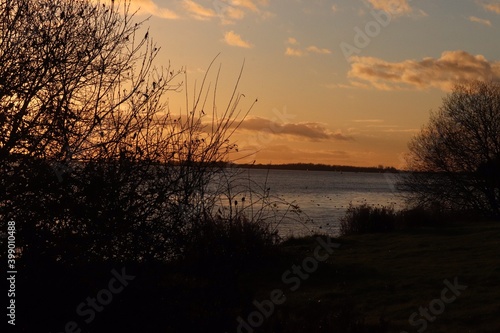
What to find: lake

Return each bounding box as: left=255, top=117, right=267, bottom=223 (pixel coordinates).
left=224, top=168, right=405, bottom=237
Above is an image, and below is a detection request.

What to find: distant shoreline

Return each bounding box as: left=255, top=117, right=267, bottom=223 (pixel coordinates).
left=233, top=162, right=400, bottom=173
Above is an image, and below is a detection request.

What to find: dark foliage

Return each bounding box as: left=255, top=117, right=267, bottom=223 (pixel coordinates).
left=339, top=203, right=483, bottom=236
left=340, top=204, right=397, bottom=236
left=400, top=80, right=500, bottom=220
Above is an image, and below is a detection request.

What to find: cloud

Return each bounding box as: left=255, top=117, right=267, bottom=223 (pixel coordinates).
left=382, top=128, right=420, bottom=133
left=218, top=7, right=246, bottom=25
left=353, top=119, right=385, bottom=123
left=183, top=0, right=216, bottom=20
left=480, top=1, right=500, bottom=14
left=223, top=31, right=253, bottom=48
left=237, top=117, right=353, bottom=141
left=226, top=0, right=271, bottom=20
left=469, top=16, right=492, bottom=26
left=326, top=82, right=371, bottom=89
left=284, top=40, right=332, bottom=57
left=285, top=47, right=305, bottom=57
left=346, top=121, right=419, bottom=139
left=214, top=1, right=247, bottom=24
left=366, top=0, right=412, bottom=15
left=306, top=46, right=332, bottom=54
left=239, top=145, right=352, bottom=164
left=225, top=6, right=246, bottom=20
left=110, top=0, right=266, bottom=23
left=95, top=0, right=179, bottom=19
left=347, top=50, right=500, bottom=91
left=231, top=0, right=260, bottom=12
left=194, top=0, right=270, bottom=24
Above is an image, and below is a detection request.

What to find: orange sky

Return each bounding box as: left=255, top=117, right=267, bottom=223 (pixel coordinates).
left=125, top=0, right=500, bottom=167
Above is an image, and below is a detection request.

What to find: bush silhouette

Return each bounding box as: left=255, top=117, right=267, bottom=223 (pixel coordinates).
left=401, top=80, right=500, bottom=219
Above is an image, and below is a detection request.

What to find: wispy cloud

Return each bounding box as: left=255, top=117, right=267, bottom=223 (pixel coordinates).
left=183, top=0, right=216, bottom=20
left=284, top=38, right=332, bottom=57
left=223, top=31, right=253, bottom=48
left=382, top=128, right=419, bottom=133
left=469, top=16, right=492, bottom=26
left=353, top=119, right=385, bottom=123
left=346, top=50, right=500, bottom=91
left=181, top=0, right=270, bottom=24
left=326, top=82, right=371, bottom=89
left=366, top=0, right=412, bottom=15
left=285, top=38, right=301, bottom=56
left=347, top=121, right=419, bottom=138
left=231, top=0, right=260, bottom=12
left=234, top=144, right=354, bottom=164
left=479, top=1, right=500, bottom=14
left=285, top=47, right=305, bottom=57
left=237, top=117, right=353, bottom=141
left=217, top=9, right=246, bottom=24
left=220, top=0, right=271, bottom=23
left=225, top=6, right=246, bottom=20
left=96, top=0, right=179, bottom=19
left=239, top=145, right=352, bottom=164
left=306, top=46, right=332, bottom=55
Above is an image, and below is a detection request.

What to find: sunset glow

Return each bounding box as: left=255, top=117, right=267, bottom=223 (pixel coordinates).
left=131, top=0, right=500, bottom=167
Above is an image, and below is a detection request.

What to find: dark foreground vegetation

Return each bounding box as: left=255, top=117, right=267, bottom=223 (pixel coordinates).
left=15, top=215, right=500, bottom=333
left=401, top=80, right=500, bottom=220
left=338, top=204, right=486, bottom=236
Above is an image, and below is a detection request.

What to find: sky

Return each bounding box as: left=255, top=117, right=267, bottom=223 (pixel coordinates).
left=126, top=0, right=500, bottom=167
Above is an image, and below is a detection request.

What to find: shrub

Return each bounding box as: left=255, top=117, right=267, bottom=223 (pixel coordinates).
left=396, top=204, right=442, bottom=228
left=339, top=203, right=488, bottom=236
left=181, top=213, right=280, bottom=274
left=339, top=204, right=397, bottom=236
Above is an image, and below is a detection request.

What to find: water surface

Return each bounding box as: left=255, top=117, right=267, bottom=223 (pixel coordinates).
left=229, top=168, right=405, bottom=237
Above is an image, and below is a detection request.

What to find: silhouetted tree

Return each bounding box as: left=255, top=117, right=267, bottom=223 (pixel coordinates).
left=401, top=80, right=500, bottom=219
left=0, top=0, right=257, bottom=264
left=0, top=0, right=175, bottom=160
left=0, top=2, right=292, bottom=333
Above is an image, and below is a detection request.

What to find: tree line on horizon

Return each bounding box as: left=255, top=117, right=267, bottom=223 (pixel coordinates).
left=233, top=162, right=399, bottom=173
